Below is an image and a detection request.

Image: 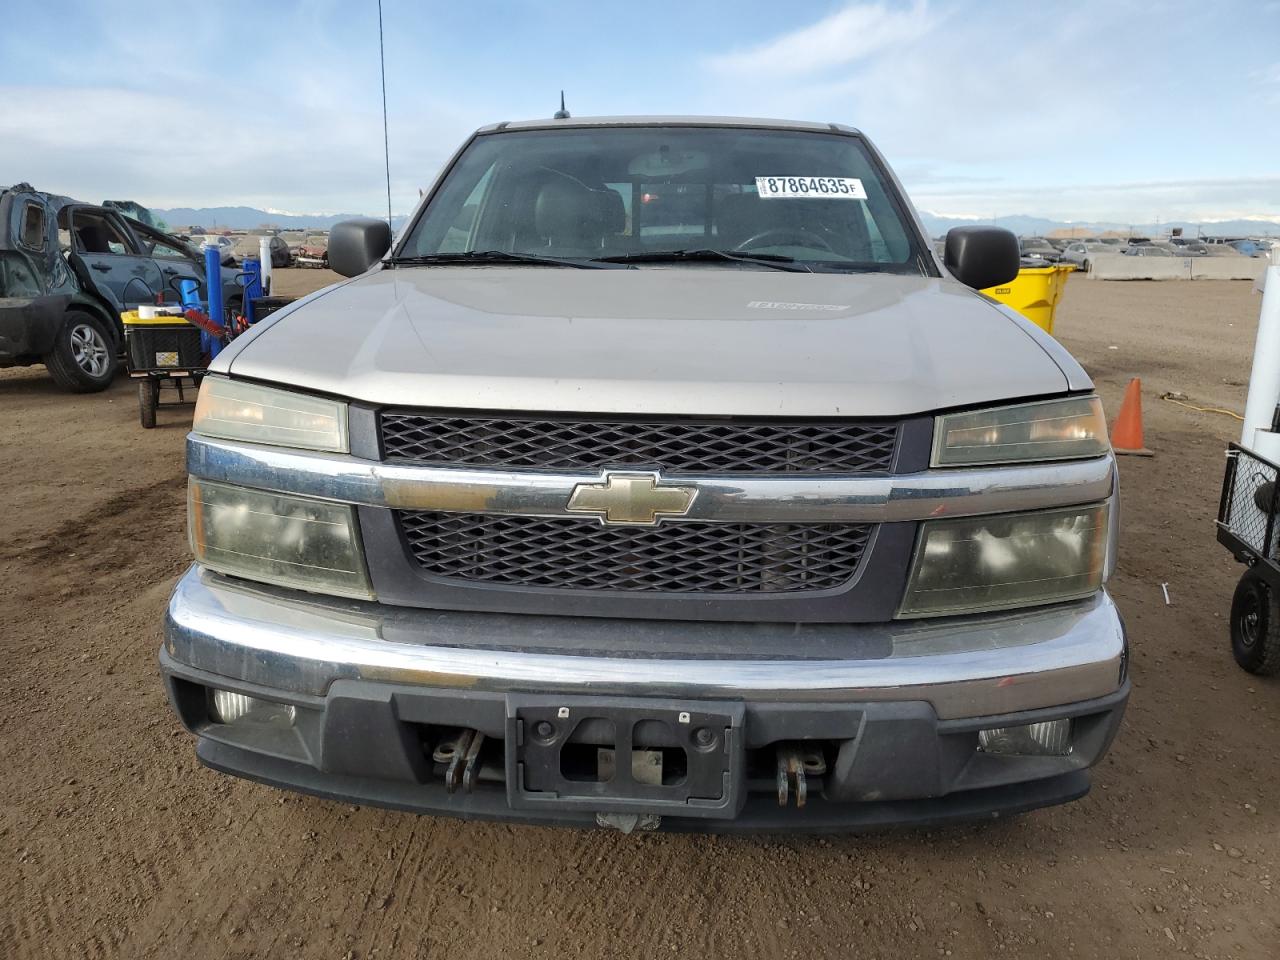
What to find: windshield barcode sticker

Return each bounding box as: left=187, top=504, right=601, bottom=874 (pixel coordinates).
left=755, top=176, right=866, bottom=199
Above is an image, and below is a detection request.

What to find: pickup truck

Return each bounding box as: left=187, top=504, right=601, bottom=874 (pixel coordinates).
left=161, top=116, right=1127, bottom=832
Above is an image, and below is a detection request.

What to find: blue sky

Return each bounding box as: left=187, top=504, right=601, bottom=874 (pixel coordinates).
left=2, top=0, right=1277, bottom=223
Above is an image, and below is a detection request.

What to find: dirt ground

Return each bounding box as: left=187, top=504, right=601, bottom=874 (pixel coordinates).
left=2, top=270, right=1277, bottom=960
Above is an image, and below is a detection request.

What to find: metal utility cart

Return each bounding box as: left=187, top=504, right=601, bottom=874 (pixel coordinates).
left=121, top=308, right=209, bottom=429
left=1217, top=246, right=1280, bottom=675
left=1217, top=444, right=1280, bottom=674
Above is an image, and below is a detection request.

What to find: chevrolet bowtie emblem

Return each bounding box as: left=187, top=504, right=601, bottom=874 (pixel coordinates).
left=566, top=471, right=698, bottom=525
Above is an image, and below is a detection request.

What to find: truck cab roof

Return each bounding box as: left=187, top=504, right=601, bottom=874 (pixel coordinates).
left=476, top=115, right=863, bottom=136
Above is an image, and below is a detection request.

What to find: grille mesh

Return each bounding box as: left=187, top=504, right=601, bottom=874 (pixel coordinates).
left=380, top=413, right=898, bottom=474
left=399, top=512, right=872, bottom=594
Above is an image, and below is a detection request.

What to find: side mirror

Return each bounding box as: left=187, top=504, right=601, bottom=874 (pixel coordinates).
left=943, top=226, right=1020, bottom=290
left=329, top=217, right=392, bottom=277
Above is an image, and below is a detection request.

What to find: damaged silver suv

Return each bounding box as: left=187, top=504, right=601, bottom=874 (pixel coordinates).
left=161, top=117, right=1126, bottom=831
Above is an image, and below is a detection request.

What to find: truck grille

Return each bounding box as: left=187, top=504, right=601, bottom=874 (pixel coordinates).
left=380, top=412, right=898, bottom=474
left=399, top=512, right=873, bottom=594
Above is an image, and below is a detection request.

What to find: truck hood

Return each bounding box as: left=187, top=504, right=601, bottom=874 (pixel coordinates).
left=223, top=267, right=1079, bottom=416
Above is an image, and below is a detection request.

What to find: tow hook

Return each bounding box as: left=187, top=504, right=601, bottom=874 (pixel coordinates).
left=776, top=743, right=827, bottom=808
left=433, top=729, right=486, bottom=794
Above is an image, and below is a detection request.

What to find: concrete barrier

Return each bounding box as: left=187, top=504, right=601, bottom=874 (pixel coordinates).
left=1088, top=252, right=1268, bottom=281
left=1088, top=253, right=1190, bottom=280
left=1190, top=257, right=1268, bottom=281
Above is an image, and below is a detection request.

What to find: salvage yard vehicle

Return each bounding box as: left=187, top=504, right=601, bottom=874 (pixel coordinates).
left=1060, top=240, right=1112, bottom=271
left=230, top=233, right=292, bottom=268
left=1018, top=236, right=1062, bottom=263
left=0, top=183, right=242, bottom=391
left=162, top=116, right=1128, bottom=831
left=295, top=233, right=329, bottom=268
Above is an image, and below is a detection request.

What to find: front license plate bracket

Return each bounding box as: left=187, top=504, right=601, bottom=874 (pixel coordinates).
left=505, top=695, right=745, bottom=819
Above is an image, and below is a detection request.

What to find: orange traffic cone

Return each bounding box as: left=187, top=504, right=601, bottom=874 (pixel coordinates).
left=1111, top=378, right=1153, bottom=456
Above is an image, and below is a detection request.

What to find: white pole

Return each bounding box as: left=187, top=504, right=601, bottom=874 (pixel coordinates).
left=1242, top=245, right=1280, bottom=448
left=259, top=236, right=273, bottom=295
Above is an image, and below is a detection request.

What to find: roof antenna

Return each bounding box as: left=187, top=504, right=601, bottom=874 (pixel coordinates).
left=553, top=91, right=570, bottom=120
left=376, top=0, right=393, bottom=228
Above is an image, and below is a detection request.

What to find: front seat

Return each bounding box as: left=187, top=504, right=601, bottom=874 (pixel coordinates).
left=76, top=223, right=114, bottom=254
left=533, top=176, right=621, bottom=257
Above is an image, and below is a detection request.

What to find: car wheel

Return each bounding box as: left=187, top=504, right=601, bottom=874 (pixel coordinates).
left=138, top=378, right=159, bottom=429
left=1083, top=259, right=1091, bottom=273
left=44, top=310, right=118, bottom=393
left=1230, top=569, right=1280, bottom=676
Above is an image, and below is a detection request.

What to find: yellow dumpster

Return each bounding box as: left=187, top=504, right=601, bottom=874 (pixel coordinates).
left=981, top=264, right=1074, bottom=335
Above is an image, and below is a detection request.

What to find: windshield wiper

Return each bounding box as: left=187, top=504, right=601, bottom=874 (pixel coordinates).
left=591, top=249, right=812, bottom=273
left=386, top=250, right=617, bottom=269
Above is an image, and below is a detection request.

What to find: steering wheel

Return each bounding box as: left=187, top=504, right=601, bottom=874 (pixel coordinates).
left=733, top=227, right=833, bottom=253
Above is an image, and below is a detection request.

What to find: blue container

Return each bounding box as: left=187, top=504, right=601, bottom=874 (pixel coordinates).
left=178, top=278, right=202, bottom=310
left=204, top=244, right=224, bottom=328
left=241, top=257, right=264, bottom=322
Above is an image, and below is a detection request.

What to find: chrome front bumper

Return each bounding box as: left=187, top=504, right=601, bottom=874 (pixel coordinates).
left=164, top=566, right=1126, bottom=721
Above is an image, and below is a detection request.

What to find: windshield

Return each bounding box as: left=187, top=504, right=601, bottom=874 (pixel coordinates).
left=398, top=126, right=924, bottom=272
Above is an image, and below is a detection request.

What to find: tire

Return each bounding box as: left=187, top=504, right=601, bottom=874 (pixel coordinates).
left=44, top=310, right=118, bottom=393
left=138, top=379, right=158, bottom=429
left=1230, top=569, right=1280, bottom=675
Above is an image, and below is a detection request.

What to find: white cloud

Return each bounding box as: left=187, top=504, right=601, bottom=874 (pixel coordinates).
left=0, top=81, right=469, bottom=216
left=704, top=1, right=936, bottom=78
left=693, top=3, right=1279, bottom=221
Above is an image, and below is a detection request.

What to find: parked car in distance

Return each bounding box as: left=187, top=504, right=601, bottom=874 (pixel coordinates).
left=189, top=235, right=237, bottom=265
left=295, top=234, right=329, bottom=268
left=1120, top=245, right=1172, bottom=257
left=0, top=183, right=242, bottom=391
left=229, top=234, right=292, bottom=268
left=1059, top=241, right=1112, bottom=271
left=279, top=230, right=308, bottom=260
left=1019, top=236, right=1061, bottom=263
left=161, top=115, right=1128, bottom=832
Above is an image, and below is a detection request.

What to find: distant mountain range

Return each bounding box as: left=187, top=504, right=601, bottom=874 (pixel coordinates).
left=150, top=204, right=1280, bottom=239
left=152, top=206, right=410, bottom=231
left=918, top=212, right=1280, bottom=239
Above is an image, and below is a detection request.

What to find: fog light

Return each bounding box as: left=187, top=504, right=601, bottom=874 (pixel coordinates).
left=210, top=688, right=296, bottom=728
left=978, top=719, right=1071, bottom=756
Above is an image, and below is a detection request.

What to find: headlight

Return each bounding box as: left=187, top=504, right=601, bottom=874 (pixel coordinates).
left=932, top=396, right=1108, bottom=466
left=193, top=376, right=348, bottom=452
left=188, top=478, right=372, bottom=599
left=899, top=503, right=1108, bottom=618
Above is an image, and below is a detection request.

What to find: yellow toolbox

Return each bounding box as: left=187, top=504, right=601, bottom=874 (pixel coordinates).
left=121, top=309, right=203, bottom=371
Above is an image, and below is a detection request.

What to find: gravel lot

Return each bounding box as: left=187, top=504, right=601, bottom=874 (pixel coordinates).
left=2, top=271, right=1277, bottom=959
